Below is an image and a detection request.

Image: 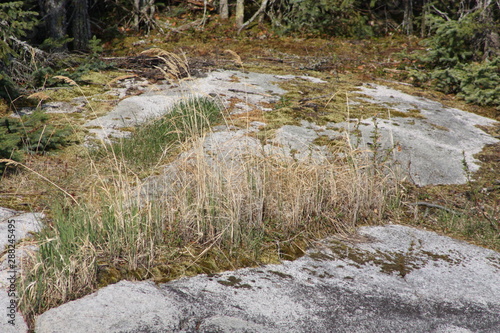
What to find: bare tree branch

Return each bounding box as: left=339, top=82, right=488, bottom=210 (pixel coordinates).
left=238, top=0, right=269, bottom=33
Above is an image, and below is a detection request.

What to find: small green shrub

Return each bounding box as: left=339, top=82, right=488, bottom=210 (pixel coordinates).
left=411, top=59, right=500, bottom=106
left=0, top=1, right=38, bottom=99
left=410, top=11, right=500, bottom=108
left=420, top=14, right=479, bottom=67
left=458, top=58, right=500, bottom=106
left=428, top=67, right=463, bottom=95
left=0, top=2, right=38, bottom=59
left=275, top=0, right=373, bottom=37
left=0, top=111, right=72, bottom=174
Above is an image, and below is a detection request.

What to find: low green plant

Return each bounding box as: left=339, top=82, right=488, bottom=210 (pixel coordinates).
left=0, top=1, right=38, bottom=99
left=0, top=1, right=38, bottom=60
left=410, top=58, right=500, bottom=106
left=38, top=36, right=74, bottom=53
left=458, top=58, right=500, bottom=106
left=409, top=11, right=500, bottom=108
left=18, top=193, right=168, bottom=324
left=420, top=14, right=479, bottom=67
left=0, top=111, right=72, bottom=174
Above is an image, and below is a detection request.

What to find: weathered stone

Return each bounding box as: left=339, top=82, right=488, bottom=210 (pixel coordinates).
left=35, top=224, right=500, bottom=333
left=83, top=70, right=296, bottom=143
left=348, top=84, right=499, bottom=185
left=28, top=72, right=500, bottom=333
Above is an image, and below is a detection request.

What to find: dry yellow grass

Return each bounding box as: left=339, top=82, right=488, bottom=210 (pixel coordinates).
left=53, top=75, right=78, bottom=86
left=106, top=74, right=138, bottom=87
left=224, top=49, right=243, bottom=67
left=139, top=48, right=190, bottom=81
left=26, top=91, right=50, bottom=101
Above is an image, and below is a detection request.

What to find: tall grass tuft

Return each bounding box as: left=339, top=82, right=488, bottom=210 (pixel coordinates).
left=18, top=96, right=400, bottom=326
left=154, top=137, right=395, bottom=251
left=19, top=96, right=224, bottom=324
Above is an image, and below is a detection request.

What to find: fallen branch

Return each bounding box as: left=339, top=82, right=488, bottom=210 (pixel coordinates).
left=408, top=201, right=460, bottom=215
left=228, top=88, right=271, bottom=97
left=164, top=18, right=205, bottom=34
left=9, top=36, right=47, bottom=58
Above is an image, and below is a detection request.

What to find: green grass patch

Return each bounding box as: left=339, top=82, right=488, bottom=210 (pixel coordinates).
left=107, top=96, right=223, bottom=171
left=18, top=196, right=166, bottom=325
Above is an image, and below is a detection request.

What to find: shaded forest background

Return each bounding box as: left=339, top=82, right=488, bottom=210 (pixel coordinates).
left=1, top=0, right=500, bottom=110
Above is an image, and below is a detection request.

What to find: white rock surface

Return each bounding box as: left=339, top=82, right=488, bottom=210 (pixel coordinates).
left=348, top=83, right=499, bottom=185
left=35, top=224, right=500, bottom=333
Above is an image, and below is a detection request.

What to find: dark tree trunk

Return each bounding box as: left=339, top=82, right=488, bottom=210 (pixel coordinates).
left=420, top=0, right=428, bottom=37
left=402, top=0, right=413, bottom=35
left=476, top=0, right=500, bottom=58
left=69, top=0, right=91, bottom=50
left=39, top=0, right=68, bottom=51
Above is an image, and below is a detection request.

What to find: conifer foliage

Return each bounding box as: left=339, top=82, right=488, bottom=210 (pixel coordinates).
left=0, top=1, right=38, bottom=99
left=0, top=112, right=71, bottom=175
left=411, top=3, right=500, bottom=108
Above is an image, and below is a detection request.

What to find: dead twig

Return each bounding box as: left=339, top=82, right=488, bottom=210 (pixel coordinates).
left=408, top=201, right=461, bottom=215
left=228, top=88, right=271, bottom=97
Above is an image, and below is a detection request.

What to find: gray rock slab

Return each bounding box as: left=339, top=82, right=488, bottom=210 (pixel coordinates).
left=85, top=95, right=181, bottom=142
left=263, top=125, right=330, bottom=162
left=83, top=70, right=306, bottom=143
left=0, top=208, right=43, bottom=333
left=35, top=224, right=500, bottom=333
left=347, top=84, right=499, bottom=186
left=83, top=70, right=332, bottom=143
left=88, top=73, right=499, bottom=186
left=14, top=101, right=86, bottom=117
left=138, top=128, right=262, bottom=197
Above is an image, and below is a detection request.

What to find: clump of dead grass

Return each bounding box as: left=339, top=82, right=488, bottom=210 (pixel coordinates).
left=152, top=136, right=393, bottom=250
left=224, top=49, right=243, bottom=67
left=140, top=48, right=190, bottom=80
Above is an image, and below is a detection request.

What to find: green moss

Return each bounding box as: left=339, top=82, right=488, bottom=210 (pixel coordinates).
left=80, top=71, right=125, bottom=85
left=310, top=239, right=462, bottom=278
left=313, top=135, right=346, bottom=150
left=217, top=276, right=252, bottom=289
left=278, top=241, right=306, bottom=260
left=268, top=270, right=293, bottom=279
left=43, top=85, right=110, bottom=102
left=389, top=108, right=425, bottom=119
left=262, top=74, right=426, bottom=130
